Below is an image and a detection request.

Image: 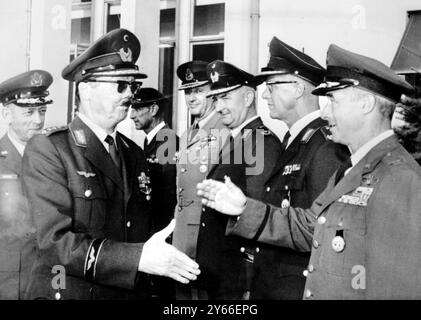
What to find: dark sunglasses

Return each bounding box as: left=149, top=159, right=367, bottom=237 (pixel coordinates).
left=86, top=79, right=143, bottom=94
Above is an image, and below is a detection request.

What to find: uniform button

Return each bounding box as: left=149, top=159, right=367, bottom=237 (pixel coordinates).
left=256, top=247, right=260, bottom=253
left=281, top=198, right=290, bottom=209
left=4, top=192, right=9, bottom=196
left=178, top=206, right=182, bottom=212
left=240, top=247, right=245, bottom=253
left=305, top=289, right=312, bottom=298
left=313, top=240, right=319, bottom=248
left=236, top=216, right=240, bottom=221
left=181, top=168, right=187, bottom=173
left=85, top=190, right=92, bottom=198
left=201, top=222, right=206, bottom=227
left=303, top=270, right=309, bottom=277
left=179, top=188, right=184, bottom=192
left=55, top=292, right=61, bottom=300
left=266, top=187, right=271, bottom=192
left=199, top=165, right=208, bottom=173
left=317, top=216, right=326, bottom=225
left=308, top=264, right=314, bottom=273
left=126, top=221, right=131, bottom=228
left=202, top=208, right=205, bottom=212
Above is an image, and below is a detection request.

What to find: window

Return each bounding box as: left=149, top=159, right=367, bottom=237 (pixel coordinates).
left=105, top=0, right=121, bottom=33
left=392, top=10, right=421, bottom=96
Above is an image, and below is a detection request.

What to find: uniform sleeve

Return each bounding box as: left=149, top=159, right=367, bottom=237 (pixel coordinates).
left=365, top=165, right=421, bottom=298
left=22, top=135, right=143, bottom=290
left=226, top=196, right=318, bottom=252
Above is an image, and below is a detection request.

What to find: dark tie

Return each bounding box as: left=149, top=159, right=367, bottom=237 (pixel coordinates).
left=281, top=131, right=291, bottom=150
left=189, top=121, right=200, bottom=141
left=334, top=157, right=352, bottom=185
left=105, top=135, right=121, bottom=172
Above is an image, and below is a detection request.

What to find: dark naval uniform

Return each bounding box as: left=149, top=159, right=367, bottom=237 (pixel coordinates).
left=0, top=69, right=54, bottom=300
left=22, top=28, right=154, bottom=300
left=227, top=44, right=420, bottom=299
left=23, top=118, right=153, bottom=300
left=195, top=61, right=283, bottom=299
left=144, top=124, right=178, bottom=233
left=0, top=135, right=37, bottom=300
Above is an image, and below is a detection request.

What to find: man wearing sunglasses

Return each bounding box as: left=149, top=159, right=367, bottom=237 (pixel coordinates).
left=21, top=28, right=200, bottom=300
left=0, top=70, right=53, bottom=299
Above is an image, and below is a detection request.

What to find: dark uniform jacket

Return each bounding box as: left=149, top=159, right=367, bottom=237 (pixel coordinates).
left=250, top=117, right=349, bottom=299
left=0, top=135, right=37, bottom=300
left=22, top=116, right=154, bottom=300
left=228, top=135, right=421, bottom=299
left=196, top=117, right=282, bottom=299
left=144, top=124, right=179, bottom=233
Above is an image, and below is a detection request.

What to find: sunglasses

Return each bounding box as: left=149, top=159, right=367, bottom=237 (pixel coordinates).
left=86, top=79, right=143, bottom=94
left=266, top=80, right=297, bottom=93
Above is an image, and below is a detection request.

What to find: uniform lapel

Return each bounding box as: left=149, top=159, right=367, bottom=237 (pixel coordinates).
left=69, top=117, right=124, bottom=190
left=0, top=135, right=22, bottom=175
left=317, top=135, right=399, bottom=214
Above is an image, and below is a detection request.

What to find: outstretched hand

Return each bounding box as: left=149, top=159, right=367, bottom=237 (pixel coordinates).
left=197, top=176, right=247, bottom=216
left=138, top=220, right=200, bottom=284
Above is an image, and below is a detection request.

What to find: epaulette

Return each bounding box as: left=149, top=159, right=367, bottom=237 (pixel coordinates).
left=258, top=125, right=274, bottom=136
left=301, top=127, right=321, bottom=144
left=41, top=125, right=68, bottom=136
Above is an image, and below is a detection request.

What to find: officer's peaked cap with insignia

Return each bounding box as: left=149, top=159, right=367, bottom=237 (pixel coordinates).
left=131, top=87, right=167, bottom=109
left=0, top=70, right=53, bottom=107
left=62, top=28, right=147, bottom=82
left=176, top=61, right=209, bottom=90
left=255, top=37, right=325, bottom=86
left=206, top=60, right=257, bottom=97
left=312, top=44, right=414, bottom=102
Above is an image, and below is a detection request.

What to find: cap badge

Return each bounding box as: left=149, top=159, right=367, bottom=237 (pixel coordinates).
left=210, top=71, right=220, bottom=84
left=119, top=48, right=133, bottom=63
left=31, top=72, right=43, bottom=87
left=185, top=68, right=194, bottom=81
left=123, top=34, right=129, bottom=42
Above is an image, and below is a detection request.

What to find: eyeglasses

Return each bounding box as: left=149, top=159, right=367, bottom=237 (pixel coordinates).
left=266, top=80, right=297, bottom=93
left=86, top=79, right=143, bottom=94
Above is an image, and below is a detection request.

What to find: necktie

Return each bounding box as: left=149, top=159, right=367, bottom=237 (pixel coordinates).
left=105, top=135, right=121, bottom=172
left=334, top=157, right=352, bottom=185
left=281, top=131, right=291, bottom=150
left=189, top=121, right=200, bottom=142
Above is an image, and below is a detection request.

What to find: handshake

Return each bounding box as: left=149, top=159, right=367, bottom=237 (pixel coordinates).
left=139, top=176, right=245, bottom=284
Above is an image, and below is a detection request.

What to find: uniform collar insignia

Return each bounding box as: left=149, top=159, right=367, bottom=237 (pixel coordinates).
left=71, top=129, right=87, bottom=147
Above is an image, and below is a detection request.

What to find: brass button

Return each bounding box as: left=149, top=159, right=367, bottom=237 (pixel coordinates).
left=85, top=190, right=92, bottom=198
left=317, top=216, right=326, bottom=225
left=303, top=270, right=309, bottom=277
left=201, top=222, right=206, bottom=227
left=55, top=292, right=61, bottom=300
left=313, top=240, right=319, bottom=249
left=308, top=264, right=314, bottom=273
left=256, top=247, right=260, bottom=253
left=181, top=168, right=187, bottom=173
left=266, top=187, right=271, bottom=192
left=305, top=289, right=312, bottom=298
left=126, top=221, right=131, bottom=228
left=240, top=247, right=245, bottom=253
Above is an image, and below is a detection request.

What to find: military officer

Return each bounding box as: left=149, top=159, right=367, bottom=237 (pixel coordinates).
left=130, top=88, right=178, bottom=234
left=195, top=60, right=282, bottom=299
left=245, top=37, right=349, bottom=299
left=0, top=70, right=53, bottom=299
left=130, top=87, right=179, bottom=299
left=198, top=44, right=421, bottom=299
left=22, top=28, right=199, bottom=300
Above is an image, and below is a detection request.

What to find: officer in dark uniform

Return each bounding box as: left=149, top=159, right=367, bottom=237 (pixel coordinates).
left=22, top=28, right=199, bottom=300
left=130, top=88, right=178, bottom=234
left=172, top=61, right=227, bottom=299
left=246, top=37, right=349, bottom=299
left=194, top=61, right=282, bottom=299
left=198, top=44, right=421, bottom=299
left=130, top=87, right=179, bottom=299
left=0, top=70, right=53, bottom=299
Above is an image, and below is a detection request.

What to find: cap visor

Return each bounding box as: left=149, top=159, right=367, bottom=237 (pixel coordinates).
left=178, top=80, right=209, bottom=91
left=90, top=70, right=148, bottom=79
left=206, top=84, right=242, bottom=97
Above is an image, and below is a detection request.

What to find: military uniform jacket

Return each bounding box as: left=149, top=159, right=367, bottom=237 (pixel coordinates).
left=250, top=117, right=349, bottom=299
left=227, top=135, right=421, bottom=299
left=0, top=135, right=37, bottom=300
left=144, top=125, right=179, bottom=233
left=22, top=116, right=154, bottom=300
left=196, top=117, right=283, bottom=299
left=173, top=112, right=227, bottom=260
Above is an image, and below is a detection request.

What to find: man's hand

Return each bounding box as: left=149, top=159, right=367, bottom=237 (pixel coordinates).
left=138, top=220, right=200, bottom=284
left=197, top=176, right=247, bottom=216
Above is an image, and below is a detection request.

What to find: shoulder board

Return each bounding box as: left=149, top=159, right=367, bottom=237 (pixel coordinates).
left=301, top=127, right=322, bottom=144
left=41, top=126, right=68, bottom=136
left=257, top=125, right=274, bottom=136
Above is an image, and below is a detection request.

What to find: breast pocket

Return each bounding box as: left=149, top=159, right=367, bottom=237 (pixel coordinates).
left=71, top=179, right=108, bottom=232
left=318, top=201, right=367, bottom=277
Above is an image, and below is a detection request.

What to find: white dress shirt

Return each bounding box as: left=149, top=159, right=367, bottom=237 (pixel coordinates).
left=145, top=121, right=166, bottom=145
left=78, top=113, right=117, bottom=153
left=286, top=110, right=321, bottom=149
left=231, top=115, right=260, bottom=139
left=7, top=131, right=26, bottom=157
